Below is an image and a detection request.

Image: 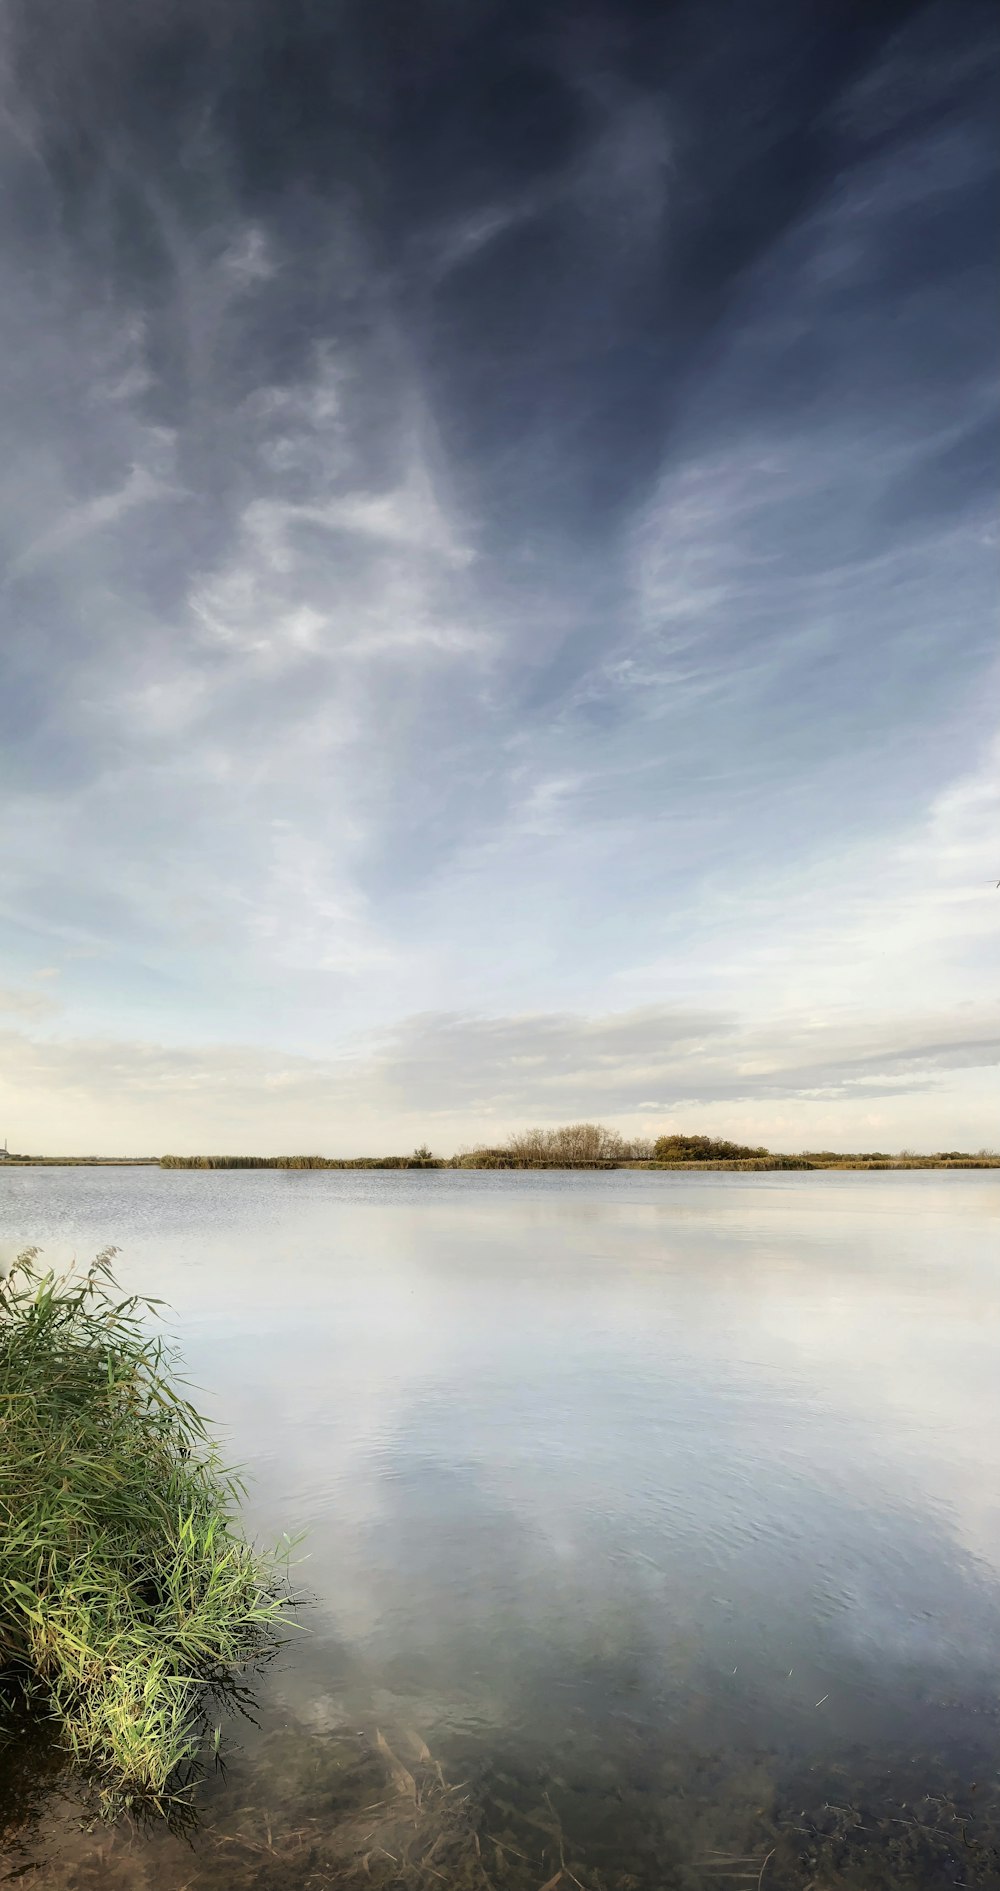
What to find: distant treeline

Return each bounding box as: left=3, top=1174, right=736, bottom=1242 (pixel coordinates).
left=0, top=1156, right=157, bottom=1166
left=158, top=1126, right=1000, bottom=1172
left=459, top=1123, right=657, bottom=1166
left=453, top=1128, right=776, bottom=1166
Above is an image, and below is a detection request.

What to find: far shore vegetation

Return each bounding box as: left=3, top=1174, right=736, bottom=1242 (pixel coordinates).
left=3, top=1126, right=996, bottom=1170
left=0, top=1249, right=291, bottom=1817
left=152, top=1125, right=1000, bottom=1171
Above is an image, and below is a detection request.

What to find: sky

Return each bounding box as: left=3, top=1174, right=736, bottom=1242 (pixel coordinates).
left=0, top=0, right=997, bottom=1156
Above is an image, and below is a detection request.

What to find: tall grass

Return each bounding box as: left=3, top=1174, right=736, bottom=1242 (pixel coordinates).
left=0, top=1249, right=291, bottom=1813
left=161, top=1153, right=442, bottom=1168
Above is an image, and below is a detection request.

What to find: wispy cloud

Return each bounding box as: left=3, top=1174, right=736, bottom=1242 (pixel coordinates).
left=10, top=456, right=180, bottom=576
left=0, top=986, right=60, bottom=1023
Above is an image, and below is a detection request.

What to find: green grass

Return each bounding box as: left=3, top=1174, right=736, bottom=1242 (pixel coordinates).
left=0, top=1249, right=292, bottom=1815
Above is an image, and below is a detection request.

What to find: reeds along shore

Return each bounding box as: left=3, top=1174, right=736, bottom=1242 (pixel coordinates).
left=6, top=1126, right=998, bottom=1168
left=0, top=1250, right=291, bottom=1814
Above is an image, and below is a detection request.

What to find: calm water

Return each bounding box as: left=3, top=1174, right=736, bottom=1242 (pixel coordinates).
left=3, top=1167, right=1000, bottom=1888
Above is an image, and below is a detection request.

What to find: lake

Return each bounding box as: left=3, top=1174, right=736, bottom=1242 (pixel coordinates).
left=2, top=1167, right=1000, bottom=1888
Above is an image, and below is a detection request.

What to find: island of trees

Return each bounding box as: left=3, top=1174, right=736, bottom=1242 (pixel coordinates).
left=157, top=1127, right=999, bottom=1171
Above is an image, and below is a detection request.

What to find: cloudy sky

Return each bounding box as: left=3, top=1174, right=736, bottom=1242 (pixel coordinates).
left=0, top=0, right=997, bottom=1155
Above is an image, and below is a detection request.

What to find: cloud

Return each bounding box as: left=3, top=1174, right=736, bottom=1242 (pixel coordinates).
left=372, top=1002, right=1000, bottom=1119
left=1, top=986, right=997, bottom=1157
left=220, top=224, right=275, bottom=288
left=192, top=429, right=480, bottom=662
left=0, top=985, right=61, bottom=1022
left=10, top=457, right=180, bottom=576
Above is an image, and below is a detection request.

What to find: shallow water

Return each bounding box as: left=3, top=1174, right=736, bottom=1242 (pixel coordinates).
left=3, top=1167, right=1000, bottom=1887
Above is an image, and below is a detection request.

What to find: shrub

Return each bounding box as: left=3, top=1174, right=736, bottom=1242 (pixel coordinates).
left=0, top=1250, right=291, bottom=1813
left=651, top=1134, right=771, bottom=1162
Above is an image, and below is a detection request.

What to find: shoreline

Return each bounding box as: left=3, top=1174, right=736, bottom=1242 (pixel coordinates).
left=3, top=1156, right=998, bottom=1172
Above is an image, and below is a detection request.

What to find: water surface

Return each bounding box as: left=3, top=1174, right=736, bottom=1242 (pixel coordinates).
left=3, top=1168, right=1000, bottom=1887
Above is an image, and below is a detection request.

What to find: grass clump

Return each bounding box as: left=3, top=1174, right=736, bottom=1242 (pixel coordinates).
left=0, top=1248, right=290, bottom=1813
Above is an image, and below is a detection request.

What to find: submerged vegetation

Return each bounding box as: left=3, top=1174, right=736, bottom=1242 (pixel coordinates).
left=0, top=1250, right=290, bottom=1814
left=9, top=1703, right=1000, bottom=1890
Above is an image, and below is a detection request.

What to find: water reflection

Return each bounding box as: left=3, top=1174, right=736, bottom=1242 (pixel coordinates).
left=2, top=1169, right=1000, bottom=1884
